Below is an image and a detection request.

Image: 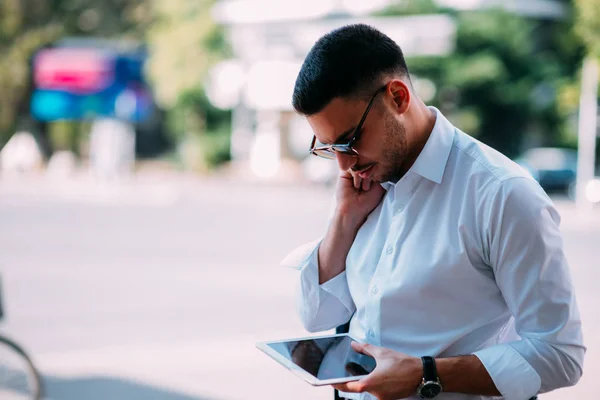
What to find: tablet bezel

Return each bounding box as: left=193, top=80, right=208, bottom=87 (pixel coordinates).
left=256, top=332, right=372, bottom=386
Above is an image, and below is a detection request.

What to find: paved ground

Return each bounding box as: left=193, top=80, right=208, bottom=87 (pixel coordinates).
left=0, top=173, right=598, bottom=400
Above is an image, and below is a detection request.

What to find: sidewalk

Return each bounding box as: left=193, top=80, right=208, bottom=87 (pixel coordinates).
left=2, top=172, right=600, bottom=223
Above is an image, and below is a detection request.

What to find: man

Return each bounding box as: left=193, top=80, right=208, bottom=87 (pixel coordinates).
left=284, top=24, right=585, bottom=400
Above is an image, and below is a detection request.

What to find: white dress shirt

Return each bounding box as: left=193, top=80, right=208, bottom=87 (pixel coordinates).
left=284, top=108, right=585, bottom=400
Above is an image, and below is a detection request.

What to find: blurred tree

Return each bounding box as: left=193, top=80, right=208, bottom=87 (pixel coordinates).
left=146, top=0, right=232, bottom=169
left=372, top=0, right=439, bottom=16
left=378, top=2, right=585, bottom=158
left=146, top=0, right=230, bottom=110
left=572, top=0, right=600, bottom=168
left=0, top=0, right=153, bottom=148
left=574, top=0, right=600, bottom=57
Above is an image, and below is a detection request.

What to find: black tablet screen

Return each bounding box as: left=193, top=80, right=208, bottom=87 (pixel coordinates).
left=267, top=336, right=377, bottom=380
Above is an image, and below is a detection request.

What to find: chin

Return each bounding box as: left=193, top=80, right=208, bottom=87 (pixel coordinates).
left=371, top=173, right=384, bottom=184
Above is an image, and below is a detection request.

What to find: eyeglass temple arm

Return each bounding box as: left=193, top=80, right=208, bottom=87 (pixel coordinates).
left=309, top=135, right=317, bottom=152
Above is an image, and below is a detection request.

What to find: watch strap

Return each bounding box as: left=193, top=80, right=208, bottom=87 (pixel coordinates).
left=421, top=356, right=438, bottom=382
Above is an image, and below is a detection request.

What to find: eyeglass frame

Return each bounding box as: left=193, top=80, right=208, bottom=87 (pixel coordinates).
left=308, top=84, right=388, bottom=159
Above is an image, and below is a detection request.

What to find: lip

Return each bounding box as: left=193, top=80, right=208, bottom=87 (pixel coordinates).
left=357, top=164, right=375, bottom=179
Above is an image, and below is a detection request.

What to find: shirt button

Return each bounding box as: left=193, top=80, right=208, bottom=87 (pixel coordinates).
left=368, top=329, right=375, bottom=337
left=386, top=246, right=393, bottom=254
left=397, top=205, right=404, bottom=212
left=371, top=285, right=379, bottom=294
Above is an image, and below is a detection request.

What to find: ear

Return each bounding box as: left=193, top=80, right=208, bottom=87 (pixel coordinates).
left=388, top=79, right=411, bottom=115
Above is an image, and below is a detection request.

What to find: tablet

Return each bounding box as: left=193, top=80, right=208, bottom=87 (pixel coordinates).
left=256, top=333, right=377, bottom=386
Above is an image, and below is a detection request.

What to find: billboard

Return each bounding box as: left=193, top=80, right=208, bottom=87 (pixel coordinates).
left=31, top=44, right=152, bottom=122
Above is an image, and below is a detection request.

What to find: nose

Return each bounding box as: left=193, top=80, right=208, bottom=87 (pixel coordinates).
left=335, top=152, right=357, bottom=172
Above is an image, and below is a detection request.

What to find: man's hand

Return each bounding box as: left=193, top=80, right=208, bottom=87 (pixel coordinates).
left=334, top=342, right=502, bottom=399
left=333, top=342, right=422, bottom=400
left=335, top=170, right=386, bottom=226
left=317, top=171, right=386, bottom=284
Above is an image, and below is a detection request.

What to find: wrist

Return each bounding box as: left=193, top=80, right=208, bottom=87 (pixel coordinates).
left=434, top=355, right=500, bottom=396
left=417, top=356, right=443, bottom=398
left=333, top=208, right=366, bottom=232
left=410, top=356, right=425, bottom=390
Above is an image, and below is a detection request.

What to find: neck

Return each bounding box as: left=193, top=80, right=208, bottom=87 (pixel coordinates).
left=401, top=100, right=437, bottom=173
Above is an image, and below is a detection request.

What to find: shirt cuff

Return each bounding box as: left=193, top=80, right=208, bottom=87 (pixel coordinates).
left=320, top=270, right=353, bottom=309
left=280, top=239, right=322, bottom=270
left=473, top=343, right=541, bottom=400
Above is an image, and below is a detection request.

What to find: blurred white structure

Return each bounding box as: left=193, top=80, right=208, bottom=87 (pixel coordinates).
left=88, top=119, right=136, bottom=181
left=0, top=131, right=44, bottom=177
left=586, top=179, right=600, bottom=204
left=46, top=150, right=78, bottom=178
left=575, top=58, right=599, bottom=211
left=209, top=0, right=568, bottom=181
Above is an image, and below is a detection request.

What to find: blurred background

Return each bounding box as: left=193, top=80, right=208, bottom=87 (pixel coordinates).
left=0, top=0, right=599, bottom=399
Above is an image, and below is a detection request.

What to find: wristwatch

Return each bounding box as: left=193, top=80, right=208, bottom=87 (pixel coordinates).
left=417, top=356, right=443, bottom=399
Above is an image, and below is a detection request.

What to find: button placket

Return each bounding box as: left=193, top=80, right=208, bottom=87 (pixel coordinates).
left=394, top=174, right=421, bottom=214
left=365, top=275, right=381, bottom=345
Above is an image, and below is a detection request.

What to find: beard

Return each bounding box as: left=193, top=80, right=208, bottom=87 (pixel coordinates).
left=378, top=115, right=408, bottom=184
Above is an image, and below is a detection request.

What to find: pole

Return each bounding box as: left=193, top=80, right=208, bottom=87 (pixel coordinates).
left=576, top=56, right=599, bottom=211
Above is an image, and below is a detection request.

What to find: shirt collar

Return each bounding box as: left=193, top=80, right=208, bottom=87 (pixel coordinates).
left=381, top=107, right=455, bottom=190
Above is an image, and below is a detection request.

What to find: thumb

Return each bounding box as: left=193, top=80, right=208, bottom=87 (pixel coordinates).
left=352, top=341, right=382, bottom=358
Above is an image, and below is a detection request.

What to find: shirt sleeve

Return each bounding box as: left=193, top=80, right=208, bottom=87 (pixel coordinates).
left=473, top=177, right=586, bottom=400
left=280, top=240, right=356, bottom=333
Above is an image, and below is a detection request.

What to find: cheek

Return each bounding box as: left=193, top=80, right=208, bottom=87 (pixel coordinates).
left=358, top=127, right=388, bottom=160
left=356, top=144, right=380, bottom=165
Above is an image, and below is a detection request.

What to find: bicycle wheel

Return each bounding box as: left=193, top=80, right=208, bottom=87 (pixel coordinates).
left=0, top=335, right=43, bottom=400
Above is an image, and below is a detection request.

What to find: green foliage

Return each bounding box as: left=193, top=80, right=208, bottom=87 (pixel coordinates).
left=144, top=0, right=233, bottom=169
left=378, top=4, right=586, bottom=158
left=199, top=124, right=232, bottom=168
left=0, top=0, right=231, bottom=170
left=167, top=87, right=232, bottom=168
left=0, top=0, right=153, bottom=147
left=373, top=0, right=440, bottom=16
left=146, top=0, right=228, bottom=108
left=47, top=120, right=86, bottom=153
left=575, top=0, right=600, bottom=56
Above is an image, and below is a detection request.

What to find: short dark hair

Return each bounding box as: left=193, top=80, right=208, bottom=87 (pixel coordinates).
left=292, top=24, right=410, bottom=116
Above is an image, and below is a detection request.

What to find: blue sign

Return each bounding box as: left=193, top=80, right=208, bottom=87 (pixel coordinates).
left=31, top=44, right=152, bottom=122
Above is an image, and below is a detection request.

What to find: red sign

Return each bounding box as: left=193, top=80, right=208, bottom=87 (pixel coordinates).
left=34, top=48, right=115, bottom=94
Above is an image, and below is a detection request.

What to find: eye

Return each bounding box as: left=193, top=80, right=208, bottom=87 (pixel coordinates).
left=336, top=129, right=360, bottom=145
left=348, top=128, right=363, bottom=143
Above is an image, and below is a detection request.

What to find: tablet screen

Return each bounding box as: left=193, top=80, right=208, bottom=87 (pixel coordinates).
left=266, top=335, right=376, bottom=380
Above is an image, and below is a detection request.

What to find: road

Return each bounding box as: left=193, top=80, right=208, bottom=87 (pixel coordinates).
left=0, top=174, right=598, bottom=400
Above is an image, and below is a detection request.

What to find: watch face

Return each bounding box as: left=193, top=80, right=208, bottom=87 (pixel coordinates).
left=420, top=382, right=442, bottom=398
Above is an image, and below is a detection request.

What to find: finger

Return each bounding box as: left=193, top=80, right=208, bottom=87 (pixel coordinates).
left=352, top=341, right=381, bottom=358
left=353, top=173, right=362, bottom=189
left=332, top=383, right=348, bottom=392
left=362, top=178, right=371, bottom=191
left=333, top=379, right=368, bottom=393
left=351, top=341, right=367, bottom=354
left=340, top=170, right=353, bottom=180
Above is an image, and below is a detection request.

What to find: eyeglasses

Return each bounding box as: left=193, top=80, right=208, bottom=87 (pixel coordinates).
left=309, top=85, right=387, bottom=160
